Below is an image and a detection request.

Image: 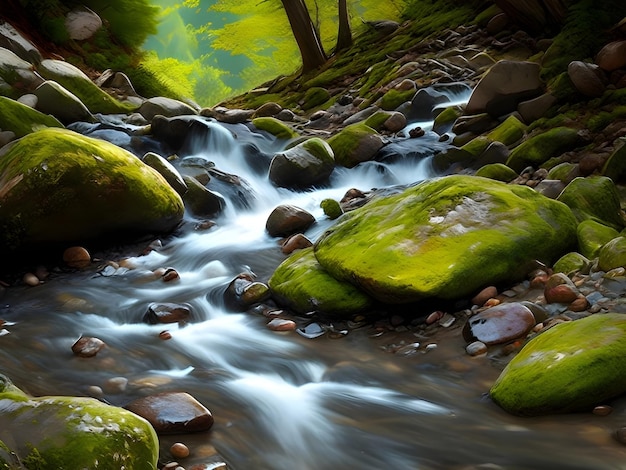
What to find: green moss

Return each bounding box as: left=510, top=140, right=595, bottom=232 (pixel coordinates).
left=364, top=111, right=394, bottom=130
left=320, top=198, right=343, bottom=220
left=506, top=127, right=581, bottom=173
left=314, top=175, right=577, bottom=303
left=379, top=88, right=415, bottom=110
left=553, top=252, right=590, bottom=275
left=301, top=87, right=331, bottom=111
left=432, top=106, right=462, bottom=134
left=490, top=313, right=626, bottom=415
left=269, top=247, right=374, bottom=316
left=602, top=140, right=626, bottom=183
left=327, top=123, right=381, bottom=168
left=547, top=162, right=578, bottom=183
left=475, top=163, right=518, bottom=182
left=252, top=117, right=298, bottom=140
left=461, top=136, right=491, bottom=157
left=0, top=96, right=64, bottom=138
left=587, top=105, right=626, bottom=133
left=486, top=115, right=526, bottom=147
left=577, top=219, right=620, bottom=259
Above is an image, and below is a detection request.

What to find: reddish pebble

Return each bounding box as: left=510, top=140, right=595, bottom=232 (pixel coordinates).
left=471, top=286, right=498, bottom=306
left=544, top=284, right=579, bottom=304
left=159, top=330, right=172, bottom=340
left=484, top=298, right=500, bottom=307
left=162, top=268, right=180, bottom=282
left=267, top=318, right=297, bottom=331
left=22, top=272, right=40, bottom=287
left=425, top=311, right=444, bottom=325
left=568, top=295, right=590, bottom=312
left=72, top=336, right=106, bottom=357
left=63, top=246, right=91, bottom=269
left=170, top=442, right=190, bottom=459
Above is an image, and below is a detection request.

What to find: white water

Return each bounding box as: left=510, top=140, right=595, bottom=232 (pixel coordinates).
left=4, top=90, right=626, bottom=469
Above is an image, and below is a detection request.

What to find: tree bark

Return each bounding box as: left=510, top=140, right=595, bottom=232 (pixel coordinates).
left=336, top=0, right=352, bottom=51
left=281, top=0, right=327, bottom=73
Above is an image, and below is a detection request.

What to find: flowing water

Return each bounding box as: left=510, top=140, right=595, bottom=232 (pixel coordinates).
left=2, top=105, right=626, bottom=470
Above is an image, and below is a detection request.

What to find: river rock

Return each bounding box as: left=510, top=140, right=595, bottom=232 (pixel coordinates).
left=576, top=219, right=620, bottom=259
left=598, top=236, right=626, bottom=272
left=0, top=128, right=184, bottom=254
left=463, top=302, right=536, bottom=345
left=265, top=204, right=315, bottom=237
left=517, top=93, right=557, bottom=124
left=33, top=80, right=96, bottom=124
left=474, top=163, right=518, bottom=182
left=506, top=126, right=581, bottom=173
left=465, top=60, right=542, bottom=117
left=72, top=336, right=106, bottom=357
left=269, top=246, right=374, bottom=316
left=224, top=273, right=270, bottom=310
left=143, top=151, right=188, bottom=196
left=65, top=6, right=103, bottom=41
left=567, top=61, right=607, bottom=98
left=252, top=117, right=298, bottom=140
left=553, top=252, right=591, bottom=276
left=268, top=137, right=335, bottom=189
left=490, top=313, right=626, bottom=415
left=0, top=374, right=158, bottom=468
left=0, top=47, right=44, bottom=96
left=125, top=391, right=214, bottom=434
left=0, top=95, right=63, bottom=137
left=0, top=21, right=42, bottom=64
left=37, top=59, right=131, bottom=114
left=327, top=123, right=384, bottom=168
left=313, top=175, right=577, bottom=303
left=557, top=176, right=625, bottom=231
left=596, top=40, right=626, bottom=72
left=143, top=302, right=192, bottom=324
left=602, top=141, right=626, bottom=183
left=181, top=175, right=226, bottom=218
left=140, top=96, right=198, bottom=121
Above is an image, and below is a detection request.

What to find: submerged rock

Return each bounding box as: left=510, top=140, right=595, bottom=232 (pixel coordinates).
left=0, top=128, right=184, bottom=254
left=314, top=175, right=577, bottom=303
left=490, top=313, right=626, bottom=416
left=0, top=374, right=158, bottom=469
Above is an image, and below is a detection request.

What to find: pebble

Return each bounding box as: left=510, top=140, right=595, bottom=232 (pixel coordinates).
left=267, top=318, right=297, bottom=331
left=471, top=286, right=498, bottom=306
left=592, top=405, right=613, bottom=416
left=426, top=310, right=444, bottom=325
left=170, top=442, right=190, bottom=459
left=71, top=336, right=106, bottom=357
left=162, top=268, right=180, bottom=282
left=86, top=385, right=104, bottom=398
left=466, top=341, right=488, bottom=356
left=22, top=272, right=41, bottom=286
left=103, top=376, right=128, bottom=394
left=159, top=330, right=172, bottom=340
left=63, top=246, right=91, bottom=269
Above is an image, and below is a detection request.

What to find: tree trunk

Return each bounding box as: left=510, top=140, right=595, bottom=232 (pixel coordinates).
left=281, top=0, right=327, bottom=73
left=336, top=0, right=352, bottom=51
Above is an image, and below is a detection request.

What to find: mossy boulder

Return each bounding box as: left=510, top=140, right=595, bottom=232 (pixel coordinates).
left=268, top=137, right=335, bottom=189
left=432, top=105, right=462, bottom=135
left=33, top=80, right=96, bottom=125
left=553, top=252, right=591, bottom=276
left=577, top=219, right=620, bottom=259
left=490, top=313, right=626, bottom=416
left=0, top=96, right=64, bottom=138
left=252, top=117, right=299, bottom=140
left=557, top=176, right=625, bottom=231
left=36, top=59, right=134, bottom=114
left=320, top=198, right=343, bottom=220
left=314, top=175, right=577, bottom=303
left=379, top=88, right=415, bottom=111
left=327, top=123, right=384, bottom=168
left=0, top=374, right=158, bottom=469
left=547, top=162, right=579, bottom=184
left=602, top=140, right=626, bottom=183
left=0, top=128, right=184, bottom=254
left=598, top=236, right=626, bottom=272
left=301, top=87, right=331, bottom=110
left=269, top=247, right=374, bottom=316
left=475, top=163, right=518, bottom=182
left=485, top=115, right=526, bottom=147
left=506, top=127, right=581, bottom=173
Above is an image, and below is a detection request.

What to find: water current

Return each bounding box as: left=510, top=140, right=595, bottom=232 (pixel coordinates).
left=2, top=93, right=626, bottom=469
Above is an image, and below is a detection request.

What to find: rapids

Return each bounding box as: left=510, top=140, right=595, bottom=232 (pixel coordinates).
left=2, top=104, right=626, bottom=469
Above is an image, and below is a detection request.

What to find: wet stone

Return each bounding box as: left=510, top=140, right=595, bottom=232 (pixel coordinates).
left=297, top=322, right=326, bottom=339
left=267, top=318, right=297, bottom=331
left=143, top=303, right=191, bottom=325
left=466, top=341, right=488, bottom=356
left=125, top=391, right=214, bottom=434
left=71, top=336, right=106, bottom=357
left=170, top=442, right=190, bottom=459
left=281, top=233, right=313, bottom=254
left=463, top=302, right=536, bottom=345
left=471, top=285, right=498, bottom=306
left=63, top=246, right=91, bottom=269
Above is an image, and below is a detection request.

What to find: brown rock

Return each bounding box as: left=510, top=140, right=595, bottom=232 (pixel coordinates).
left=462, top=302, right=536, bottom=345
left=471, top=286, right=498, bottom=306
left=281, top=233, right=313, bottom=254
left=125, top=392, right=214, bottom=434
left=72, top=336, right=106, bottom=357
left=265, top=204, right=315, bottom=237
left=568, top=295, right=590, bottom=312
left=567, top=61, right=607, bottom=98
left=63, top=246, right=91, bottom=269
left=545, top=284, right=579, bottom=304
left=170, top=442, right=190, bottom=459
left=596, top=40, right=626, bottom=72
left=143, top=303, right=191, bottom=325
left=267, top=318, right=297, bottom=331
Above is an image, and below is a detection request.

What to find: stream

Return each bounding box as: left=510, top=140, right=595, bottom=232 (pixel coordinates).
left=2, top=97, right=626, bottom=470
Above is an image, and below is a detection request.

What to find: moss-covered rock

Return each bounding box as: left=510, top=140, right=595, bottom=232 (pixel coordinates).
left=364, top=110, right=394, bottom=130
left=506, top=127, right=581, bottom=172
left=269, top=247, right=374, bottom=316
left=252, top=117, right=299, bottom=140
left=36, top=59, right=134, bottom=114
left=320, top=198, right=343, bottom=220
left=432, top=105, right=462, bottom=135
left=475, top=163, right=518, bottom=182
left=552, top=252, right=591, bottom=276
left=598, top=236, right=626, bottom=272
left=327, top=123, right=384, bottom=168
left=268, top=137, right=335, bottom=189
left=0, top=374, right=158, bottom=469
left=485, top=115, right=527, bottom=147
left=602, top=140, right=626, bottom=183
left=577, top=219, right=620, bottom=259
left=0, top=96, right=64, bottom=138
left=301, top=87, right=331, bottom=111
left=33, top=80, right=96, bottom=124
left=490, top=313, right=626, bottom=416
left=0, top=128, right=184, bottom=254
left=314, top=175, right=577, bottom=303
left=546, top=162, right=580, bottom=184
left=557, top=176, right=625, bottom=231
left=379, top=88, right=415, bottom=111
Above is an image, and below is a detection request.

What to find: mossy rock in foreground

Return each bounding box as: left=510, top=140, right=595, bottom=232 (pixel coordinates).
left=490, top=313, right=626, bottom=416
left=0, top=128, right=184, bottom=254
left=0, top=374, right=158, bottom=469
left=314, top=175, right=577, bottom=303
left=269, top=246, right=374, bottom=317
